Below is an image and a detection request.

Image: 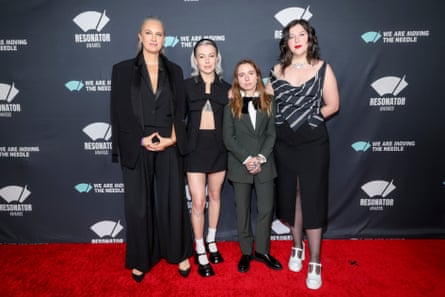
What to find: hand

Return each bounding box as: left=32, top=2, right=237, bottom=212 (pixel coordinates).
left=227, top=88, right=233, bottom=100
left=245, top=157, right=261, bottom=175
left=249, top=163, right=262, bottom=174
left=143, top=132, right=173, bottom=152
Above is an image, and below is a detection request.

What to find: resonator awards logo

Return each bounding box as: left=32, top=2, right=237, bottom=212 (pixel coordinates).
left=0, top=185, right=33, bottom=216
left=360, top=179, right=396, bottom=211
left=73, top=10, right=111, bottom=48
left=0, top=82, right=21, bottom=117
left=369, top=75, right=408, bottom=111
left=273, top=6, right=313, bottom=39
left=82, top=122, right=112, bottom=155
left=90, top=220, right=124, bottom=243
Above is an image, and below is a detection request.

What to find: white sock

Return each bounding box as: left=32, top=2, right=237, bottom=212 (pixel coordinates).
left=195, top=238, right=209, bottom=265
left=195, top=238, right=206, bottom=254
left=206, top=228, right=218, bottom=252
left=206, top=228, right=216, bottom=243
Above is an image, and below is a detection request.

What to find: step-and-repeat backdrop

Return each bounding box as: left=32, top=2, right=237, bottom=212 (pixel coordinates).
left=1, top=0, right=444, bottom=243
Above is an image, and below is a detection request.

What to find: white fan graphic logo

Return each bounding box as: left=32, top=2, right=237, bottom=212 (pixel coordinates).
left=371, top=75, right=408, bottom=96
left=274, top=6, right=313, bottom=26
left=0, top=185, right=31, bottom=203
left=73, top=10, right=110, bottom=32
left=82, top=122, right=112, bottom=141
left=0, top=82, right=20, bottom=102
left=90, top=220, right=124, bottom=238
left=361, top=180, right=396, bottom=198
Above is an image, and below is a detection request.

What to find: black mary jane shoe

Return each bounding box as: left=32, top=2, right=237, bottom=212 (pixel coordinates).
left=254, top=252, right=283, bottom=270
left=195, top=252, right=215, bottom=277
left=131, top=271, right=145, bottom=283
left=206, top=241, right=224, bottom=264
left=238, top=254, right=252, bottom=273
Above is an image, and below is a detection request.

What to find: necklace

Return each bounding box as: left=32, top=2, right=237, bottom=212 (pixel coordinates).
left=145, top=61, right=158, bottom=66
left=293, top=62, right=306, bottom=69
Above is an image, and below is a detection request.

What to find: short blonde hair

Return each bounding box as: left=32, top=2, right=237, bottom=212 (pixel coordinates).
left=190, top=38, right=223, bottom=78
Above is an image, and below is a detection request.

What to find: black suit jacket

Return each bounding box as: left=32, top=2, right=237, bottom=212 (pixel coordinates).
left=184, top=75, right=230, bottom=155
left=110, top=53, right=187, bottom=168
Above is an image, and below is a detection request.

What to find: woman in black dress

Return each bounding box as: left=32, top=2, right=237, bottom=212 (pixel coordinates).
left=266, top=19, right=340, bottom=290
left=184, top=39, right=230, bottom=277
left=110, top=16, right=193, bottom=282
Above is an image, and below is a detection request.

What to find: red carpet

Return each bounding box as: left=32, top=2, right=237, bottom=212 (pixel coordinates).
left=1, top=240, right=444, bottom=297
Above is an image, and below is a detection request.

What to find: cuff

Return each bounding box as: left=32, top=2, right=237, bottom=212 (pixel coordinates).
left=257, top=154, right=267, bottom=164
left=243, top=155, right=252, bottom=164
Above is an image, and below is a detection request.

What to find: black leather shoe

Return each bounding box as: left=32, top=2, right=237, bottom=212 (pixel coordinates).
left=178, top=266, right=191, bottom=278
left=131, top=271, right=145, bottom=283
left=206, top=241, right=224, bottom=264
left=195, top=253, right=215, bottom=277
left=254, top=252, right=283, bottom=270
left=238, top=255, right=251, bottom=273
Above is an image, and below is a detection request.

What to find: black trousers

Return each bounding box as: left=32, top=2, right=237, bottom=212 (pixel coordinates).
left=122, top=146, right=193, bottom=272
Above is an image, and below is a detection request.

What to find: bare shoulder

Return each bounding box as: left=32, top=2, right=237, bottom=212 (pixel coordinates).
left=272, top=63, right=282, bottom=74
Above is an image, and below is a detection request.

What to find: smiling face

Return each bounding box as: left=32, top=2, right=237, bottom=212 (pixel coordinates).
left=236, top=62, right=258, bottom=95
left=287, top=24, right=309, bottom=57
left=194, top=44, right=218, bottom=75
left=138, top=19, right=165, bottom=55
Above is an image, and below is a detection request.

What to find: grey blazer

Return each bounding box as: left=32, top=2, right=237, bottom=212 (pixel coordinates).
left=223, top=101, right=277, bottom=184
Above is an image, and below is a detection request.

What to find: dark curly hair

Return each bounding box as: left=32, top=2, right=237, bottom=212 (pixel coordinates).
left=279, top=19, right=320, bottom=74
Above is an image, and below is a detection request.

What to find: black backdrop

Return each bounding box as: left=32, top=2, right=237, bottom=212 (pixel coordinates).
left=1, top=0, right=444, bottom=243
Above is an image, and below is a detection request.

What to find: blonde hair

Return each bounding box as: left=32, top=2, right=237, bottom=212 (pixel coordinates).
left=136, top=16, right=165, bottom=54
left=190, top=38, right=223, bottom=78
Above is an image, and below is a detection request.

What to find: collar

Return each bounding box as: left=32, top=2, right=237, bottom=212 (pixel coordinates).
left=240, top=90, right=259, bottom=98
left=192, top=73, right=223, bottom=86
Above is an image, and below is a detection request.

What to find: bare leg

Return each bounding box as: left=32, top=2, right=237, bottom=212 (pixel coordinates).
left=187, top=172, right=208, bottom=264
left=187, top=172, right=207, bottom=242
left=206, top=170, right=225, bottom=252
left=206, top=170, right=225, bottom=230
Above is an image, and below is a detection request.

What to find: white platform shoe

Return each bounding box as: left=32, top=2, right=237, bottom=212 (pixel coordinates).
left=288, top=242, right=305, bottom=272
left=306, top=262, right=322, bottom=290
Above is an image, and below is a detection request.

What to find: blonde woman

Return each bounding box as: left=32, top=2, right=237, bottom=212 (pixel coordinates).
left=184, top=39, right=230, bottom=277
left=110, top=16, right=192, bottom=282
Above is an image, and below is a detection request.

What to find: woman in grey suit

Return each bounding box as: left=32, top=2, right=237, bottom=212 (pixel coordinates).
left=223, top=59, right=282, bottom=273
